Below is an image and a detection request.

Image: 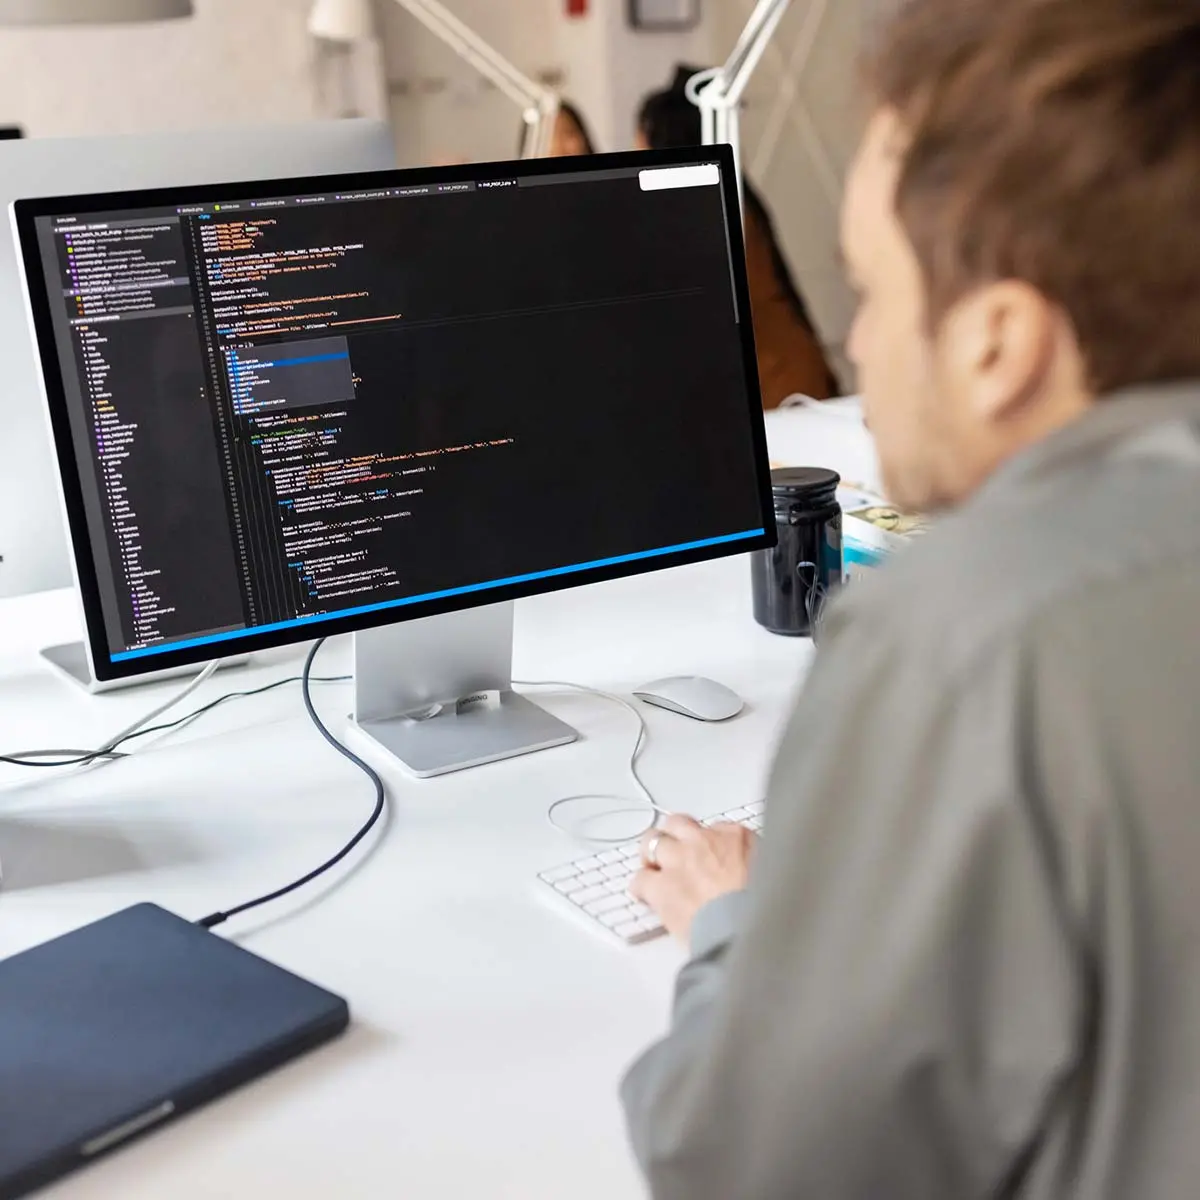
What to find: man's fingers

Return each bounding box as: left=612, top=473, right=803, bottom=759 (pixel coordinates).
left=629, top=866, right=667, bottom=909
left=710, top=820, right=758, bottom=846
left=660, top=813, right=705, bottom=842
left=640, top=828, right=683, bottom=870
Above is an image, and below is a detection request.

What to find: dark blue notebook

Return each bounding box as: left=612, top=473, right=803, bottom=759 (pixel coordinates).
left=0, top=903, right=349, bottom=1199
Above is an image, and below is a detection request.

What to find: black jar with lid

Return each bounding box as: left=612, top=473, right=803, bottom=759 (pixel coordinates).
left=751, top=467, right=842, bottom=637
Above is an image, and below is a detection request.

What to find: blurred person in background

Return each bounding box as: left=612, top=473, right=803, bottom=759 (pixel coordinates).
left=638, top=65, right=840, bottom=407
left=548, top=100, right=596, bottom=157
left=518, top=99, right=597, bottom=158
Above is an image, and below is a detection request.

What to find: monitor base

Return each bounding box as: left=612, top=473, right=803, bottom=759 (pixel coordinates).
left=347, top=602, right=577, bottom=778
left=40, top=641, right=250, bottom=694
left=349, top=690, right=577, bottom=779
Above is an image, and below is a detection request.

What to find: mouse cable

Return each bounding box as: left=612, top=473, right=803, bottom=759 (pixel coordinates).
left=512, top=679, right=669, bottom=845
left=198, top=638, right=386, bottom=930
left=0, top=670, right=349, bottom=769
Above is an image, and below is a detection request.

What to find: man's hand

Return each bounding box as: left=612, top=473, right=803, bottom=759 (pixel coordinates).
left=629, top=814, right=756, bottom=943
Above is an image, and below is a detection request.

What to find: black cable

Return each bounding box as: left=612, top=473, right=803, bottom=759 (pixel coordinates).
left=0, top=748, right=126, bottom=768
left=197, top=638, right=386, bottom=930
left=0, top=674, right=349, bottom=769
left=112, top=674, right=349, bottom=750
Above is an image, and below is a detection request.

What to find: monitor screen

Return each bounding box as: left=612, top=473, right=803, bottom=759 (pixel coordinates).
left=14, top=147, right=772, bottom=680
left=0, top=119, right=396, bottom=602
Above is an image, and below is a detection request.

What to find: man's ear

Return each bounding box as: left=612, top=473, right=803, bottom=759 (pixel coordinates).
left=938, top=281, right=1058, bottom=422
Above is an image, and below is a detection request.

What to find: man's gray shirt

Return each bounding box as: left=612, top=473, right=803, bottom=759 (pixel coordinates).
left=621, top=382, right=1200, bottom=1199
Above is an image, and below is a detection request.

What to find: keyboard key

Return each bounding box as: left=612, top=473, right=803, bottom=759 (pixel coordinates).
left=584, top=893, right=630, bottom=917
left=554, top=876, right=585, bottom=895
left=576, top=870, right=605, bottom=888
left=600, top=908, right=632, bottom=929
left=575, top=856, right=602, bottom=873
left=573, top=886, right=607, bottom=905
left=540, top=864, right=578, bottom=884
left=601, top=863, right=629, bottom=881
left=614, top=919, right=644, bottom=939
left=597, top=850, right=624, bottom=865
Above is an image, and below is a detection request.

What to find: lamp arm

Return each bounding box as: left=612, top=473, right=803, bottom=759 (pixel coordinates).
left=391, top=0, right=553, bottom=108
left=690, top=0, right=794, bottom=136
left=689, top=0, right=793, bottom=206
left=388, top=0, right=558, bottom=158
left=720, top=0, right=793, bottom=94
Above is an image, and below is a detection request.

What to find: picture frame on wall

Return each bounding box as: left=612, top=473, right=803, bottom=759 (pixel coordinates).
left=629, top=0, right=700, bottom=32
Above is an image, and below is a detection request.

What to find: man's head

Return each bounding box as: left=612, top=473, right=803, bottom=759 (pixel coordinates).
left=844, top=0, right=1200, bottom=512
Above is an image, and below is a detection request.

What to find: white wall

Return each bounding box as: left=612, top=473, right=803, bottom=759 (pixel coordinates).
left=376, top=0, right=560, bottom=165
left=377, top=0, right=721, bottom=165
left=0, top=0, right=384, bottom=137
left=561, top=3, right=719, bottom=152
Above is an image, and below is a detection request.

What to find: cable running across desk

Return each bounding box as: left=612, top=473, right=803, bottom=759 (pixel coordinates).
left=0, top=671, right=348, bottom=768
left=197, top=639, right=386, bottom=930
left=4, top=660, right=657, bottom=916
left=0, top=660, right=220, bottom=767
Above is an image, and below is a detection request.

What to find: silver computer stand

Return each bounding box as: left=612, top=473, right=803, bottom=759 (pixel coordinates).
left=346, top=600, right=577, bottom=778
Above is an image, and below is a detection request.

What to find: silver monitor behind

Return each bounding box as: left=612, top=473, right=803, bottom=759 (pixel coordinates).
left=39, top=641, right=250, bottom=695
left=0, top=118, right=396, bottom=601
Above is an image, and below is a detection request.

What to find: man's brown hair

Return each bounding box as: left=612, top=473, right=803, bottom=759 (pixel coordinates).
left=866, top=0, right=1200, bottom=395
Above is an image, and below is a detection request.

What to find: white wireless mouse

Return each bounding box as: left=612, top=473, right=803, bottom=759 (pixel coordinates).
left=633, top=676, right=745, bottom=722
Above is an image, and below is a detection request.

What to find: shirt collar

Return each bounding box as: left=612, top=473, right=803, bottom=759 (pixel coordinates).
left=977, top=379, right=1200, bottom=499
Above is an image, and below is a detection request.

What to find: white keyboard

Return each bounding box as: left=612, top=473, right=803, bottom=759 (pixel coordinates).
left=537, top=800, right=764, bottom=946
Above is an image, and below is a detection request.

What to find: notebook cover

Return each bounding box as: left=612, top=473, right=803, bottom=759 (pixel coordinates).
left=0, top=903, right=349, bottom=1199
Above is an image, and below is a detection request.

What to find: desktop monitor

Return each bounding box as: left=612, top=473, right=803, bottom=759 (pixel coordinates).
left=11, top=145, right=774, bottom=776
left=0, top=119, right=396, bottom=600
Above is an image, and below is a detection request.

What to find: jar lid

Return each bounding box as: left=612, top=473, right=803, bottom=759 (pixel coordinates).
left=770, top=466, right=841, bottom=499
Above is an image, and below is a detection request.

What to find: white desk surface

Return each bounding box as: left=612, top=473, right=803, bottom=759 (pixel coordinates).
left=0, top=405, right=874, bottom=1199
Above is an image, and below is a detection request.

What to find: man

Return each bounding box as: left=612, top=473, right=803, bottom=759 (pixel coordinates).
left=621, top=1, right=1200, bottom=1197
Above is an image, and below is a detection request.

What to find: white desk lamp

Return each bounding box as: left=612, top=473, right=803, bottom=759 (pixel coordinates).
left=686, top=0, right=794, bottom=200
left=0, top=0, right=192, bottom=22
left=309, top=0, right=559, bottom=158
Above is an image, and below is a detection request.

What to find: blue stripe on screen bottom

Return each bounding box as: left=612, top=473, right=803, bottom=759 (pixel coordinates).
left=111, top=528, right=765, bottom=662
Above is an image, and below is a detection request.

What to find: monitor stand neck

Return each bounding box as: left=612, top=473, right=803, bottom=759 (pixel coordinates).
left=346, top=601, right=577, bottom=778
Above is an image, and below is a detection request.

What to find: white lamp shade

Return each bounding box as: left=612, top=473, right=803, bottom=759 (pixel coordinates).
left=0, top=0, right=193, bottom=22
left=307, top=0, right=373, bottom=43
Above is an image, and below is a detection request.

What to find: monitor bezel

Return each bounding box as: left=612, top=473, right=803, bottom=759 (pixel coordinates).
left=13, top=144, right=775, bottom=682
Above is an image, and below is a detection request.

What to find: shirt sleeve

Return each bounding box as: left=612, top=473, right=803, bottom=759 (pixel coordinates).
left=620, top=593, right=1087, bottom=1200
